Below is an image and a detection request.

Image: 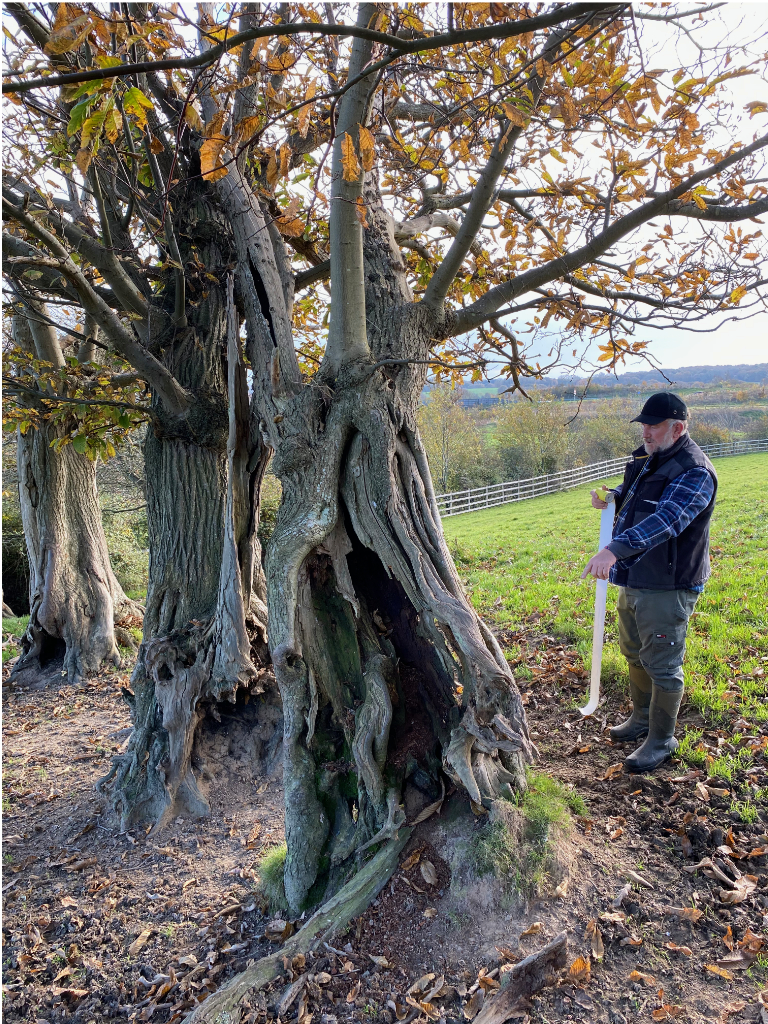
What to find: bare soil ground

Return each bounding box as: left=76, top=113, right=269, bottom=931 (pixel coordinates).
left=3, top=627, right=768, bottom=1024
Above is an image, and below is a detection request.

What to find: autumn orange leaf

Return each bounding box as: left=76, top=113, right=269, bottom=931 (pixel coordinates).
left=298, top=82, right=317, bottom=139
left=358, top=126, right=376, bottom=172
left=341, top=133, right=361, bottom=182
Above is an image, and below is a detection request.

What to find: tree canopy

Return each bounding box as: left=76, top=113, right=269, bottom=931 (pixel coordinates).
left=3, top=1, right=768, bottom=418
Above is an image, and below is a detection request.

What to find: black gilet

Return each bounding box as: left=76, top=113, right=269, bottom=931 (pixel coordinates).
left=612, top=434, right=718, bottom=591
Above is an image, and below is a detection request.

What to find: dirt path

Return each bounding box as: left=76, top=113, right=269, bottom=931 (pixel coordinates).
left=3, top=631, right=767, bottom=1024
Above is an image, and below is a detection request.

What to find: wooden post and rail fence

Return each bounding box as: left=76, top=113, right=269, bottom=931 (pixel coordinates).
left=435, top=438, right=768, bottom=519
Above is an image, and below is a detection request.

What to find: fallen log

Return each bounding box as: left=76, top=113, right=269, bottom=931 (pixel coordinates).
left=473, top=931, right=568, bottom=1024
left=185, top=828, right=412, bottom=1024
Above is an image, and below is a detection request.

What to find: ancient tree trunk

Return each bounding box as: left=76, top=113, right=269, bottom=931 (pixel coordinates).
left=105, top=201, right=270, bottom=831
left=12, top=418, right=141, bottom=688
left=212, top=6, right=535, bottom=913
left=9, top=305, right=141, bottom=689
left=265, top=358, right=535, bottom=912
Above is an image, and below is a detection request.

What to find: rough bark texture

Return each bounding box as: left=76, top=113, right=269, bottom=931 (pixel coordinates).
left=11, top=418, right=141, bottom=689
left=473, top=932, right=568, bottom=1024
left=218, top=156, right=535, bottom=914
left=103, top=195, right=271, bottom=831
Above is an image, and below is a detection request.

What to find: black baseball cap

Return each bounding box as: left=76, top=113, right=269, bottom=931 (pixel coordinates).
left=631, top=392, right=688, bottom=425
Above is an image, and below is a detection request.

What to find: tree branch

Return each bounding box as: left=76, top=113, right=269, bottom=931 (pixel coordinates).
left=3, top=198, right=191, bottom=416
left=664, top=195, right=768, bottom=221
left=450, top=132, right=768, bottom=335
left=423, top=5, right=616, bottom=310
left=322, top=3, right=378, bottom=376
left=295, top=260, right=331, bottom=292
left=3, top=5, right=620, bottom=94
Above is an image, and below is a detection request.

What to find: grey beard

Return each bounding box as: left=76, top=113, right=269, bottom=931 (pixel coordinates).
left=644, top=430, right=685, bottom=455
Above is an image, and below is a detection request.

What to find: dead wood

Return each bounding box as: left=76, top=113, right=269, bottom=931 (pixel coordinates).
left=473, top=932, right=568, bottom=1024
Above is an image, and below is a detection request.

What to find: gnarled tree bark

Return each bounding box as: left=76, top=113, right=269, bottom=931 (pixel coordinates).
left=10, top=312, right=141, bottom=689
left=105, top=197, right=271, bottom=831
left=217, top=5, right=534, bottom=916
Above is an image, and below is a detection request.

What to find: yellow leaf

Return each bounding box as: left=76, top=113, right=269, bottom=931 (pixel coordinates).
left=149, top=133, right=164, bottom=155
left=692, top=193, right=708, bottom=211
left=200, top=133, right=229, bottom=182
left=234, top=115, right=261, bottom=144
left=266, top=150, right=278, bottom=189
left=75, top=148, right=92, bottom=175
left=568, top=956, right=591, bottom=984
left=561, top=94, right=578, bottom=128
left=267, top=49, right=297, bottom=74
left=355, top=196, right=369, bottom=227
left=341, top=132, right=361, bottom=182
left=276, top=216, right=306, bottom=238
left=203, top=109, right=226, bottom=139
left=629, top=970, right=656, bottom=987
left=745, top=101, right=768, bottom=117
left=730, top=284, right=747, bottom=304
left=502, top=102, right=526, bottom=128
left=298, top=81, right=317, bottom=139
left=44, top=6, right=93, bottom=55
left=103, top=107, right=122, bottom=144
left=279, top=144, right=291, bottom=179
left=184, top=104, right=204, bottom=133
left=123, top=86, right=154, bottom=131
left=358, top=125, right=376, bottom=172
left=706, top=964, right=734, bottom=981
left=499, top=37, right=516, bottom=60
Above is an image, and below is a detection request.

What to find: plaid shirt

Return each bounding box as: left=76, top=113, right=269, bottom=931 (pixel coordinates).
left=607, top=463, right=715, bottom=591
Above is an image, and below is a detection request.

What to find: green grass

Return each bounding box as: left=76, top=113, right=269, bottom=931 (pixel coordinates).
left=255, top=843, right=288, bottom=913
left=2, top=614, right=29, bottom=664
left=471, top=769, right=583, bottom=898
left=443, top=453, right=768, bottom=727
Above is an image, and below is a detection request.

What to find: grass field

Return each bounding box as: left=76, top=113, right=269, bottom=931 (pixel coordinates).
left=443, top=452, right=768, bottom=728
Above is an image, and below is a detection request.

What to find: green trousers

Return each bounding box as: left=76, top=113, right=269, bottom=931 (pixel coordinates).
left=616, top=586, right=699, bottom=693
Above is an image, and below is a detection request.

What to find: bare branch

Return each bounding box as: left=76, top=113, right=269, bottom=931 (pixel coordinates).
left=3, top=198, right=191, bottom=416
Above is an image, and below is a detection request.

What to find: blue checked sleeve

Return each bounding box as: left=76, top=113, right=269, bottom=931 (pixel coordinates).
left=607, top=467, right=715, bottom=562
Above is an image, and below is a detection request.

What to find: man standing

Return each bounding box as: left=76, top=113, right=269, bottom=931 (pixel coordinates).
left=582, top=393, right=717, bottom=772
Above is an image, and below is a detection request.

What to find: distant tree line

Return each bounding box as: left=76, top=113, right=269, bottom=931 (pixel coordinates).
left=418, top=386, right=768, bottom=493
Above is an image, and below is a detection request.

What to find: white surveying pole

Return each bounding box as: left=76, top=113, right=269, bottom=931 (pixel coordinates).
left=580, top=491, right=616, bottom=717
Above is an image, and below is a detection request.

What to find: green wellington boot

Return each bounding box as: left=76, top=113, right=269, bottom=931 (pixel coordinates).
left=624, top=685, right=683, bottom=773
left=609, top=665, right=652, bottom=742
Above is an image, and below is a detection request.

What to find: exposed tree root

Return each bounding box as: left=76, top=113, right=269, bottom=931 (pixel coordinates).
left=473, top=932, right=568, bottom=1024
left=184, top=829, right=411, bottom=1024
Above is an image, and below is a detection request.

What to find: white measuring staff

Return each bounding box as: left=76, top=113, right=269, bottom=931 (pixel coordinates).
left=580, top=491, right=616, bottom=717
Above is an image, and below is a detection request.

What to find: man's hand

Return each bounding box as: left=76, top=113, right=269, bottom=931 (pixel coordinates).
left=590, top=486, right=610, bottom=509
left=582, top=548, right=617, bottom=580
